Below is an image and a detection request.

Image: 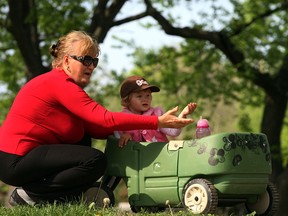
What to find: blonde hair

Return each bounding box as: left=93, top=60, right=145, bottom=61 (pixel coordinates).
left=49, top=30, right=100, bottom=68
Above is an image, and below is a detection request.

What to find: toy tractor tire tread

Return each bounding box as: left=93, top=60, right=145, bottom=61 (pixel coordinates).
left=130, top=205, right=165, bottom=213
left=182, top=178, right=218, bottom=214
left=84, top=182, right=115, bottom=207
left=245, top=182, right=279, bottom=216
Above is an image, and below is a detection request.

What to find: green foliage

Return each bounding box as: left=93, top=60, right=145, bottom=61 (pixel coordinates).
left=37, top=1, right=90, bottom=33
left=238, top=113, right=253, bottom=131
left=0, top=20, right=26, bottom=95
left=85, top=68, right=124, bottom=109
left=128, top=42, right=236, bottom=113
left=0, top=93, right=14, bottom=123
left=281, top=109, right=288, bottom=166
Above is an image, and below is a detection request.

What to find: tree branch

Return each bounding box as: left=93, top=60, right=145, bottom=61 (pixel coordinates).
left=112, top=11, right=149, bottom=27
left=144, top=0, right=201, bottom=38
left=90, top=0, right=150, bottom=42
left=231, top=1, right=288, bottom=36
left=89, top=0, right=127, bottom=41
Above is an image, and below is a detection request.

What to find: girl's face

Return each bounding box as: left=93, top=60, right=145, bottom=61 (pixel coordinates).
left=127, top=89, right=152, bottom=114
left=63, top=41, right=98, bottom=88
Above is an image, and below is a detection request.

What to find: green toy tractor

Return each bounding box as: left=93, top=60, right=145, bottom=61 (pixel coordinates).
left=93, top=132, right=279, bottom=215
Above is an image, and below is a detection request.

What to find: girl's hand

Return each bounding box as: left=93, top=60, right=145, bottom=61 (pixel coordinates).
left=158, top=106, right=195, bottom=129
left=178, top=102, right=197, bottom=118
left=118, top=133, right=132, bottom=148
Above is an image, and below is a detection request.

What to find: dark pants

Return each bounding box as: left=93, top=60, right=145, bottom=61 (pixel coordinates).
left=0, top=136, right=107, bottom=203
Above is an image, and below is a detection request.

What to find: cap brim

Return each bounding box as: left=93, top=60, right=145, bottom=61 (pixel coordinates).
left=141, top=85, right=160, bottom=93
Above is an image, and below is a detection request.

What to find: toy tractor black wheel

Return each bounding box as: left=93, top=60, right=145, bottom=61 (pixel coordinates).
left=130, top=205, right=165, bottom=213
left=102, top=175, right=122, bottom=191
left=83, top=182, right=115, bottom=207
left=182, top=178, right=218, bottom=214
left=245, top=182, right=279, bottom=216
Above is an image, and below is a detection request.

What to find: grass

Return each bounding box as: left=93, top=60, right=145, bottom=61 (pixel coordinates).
left=0, top=202, right=257, bottom=216
left=0, top=203, right=128, bottom=216
left=0, top=203, right=202, bottom=216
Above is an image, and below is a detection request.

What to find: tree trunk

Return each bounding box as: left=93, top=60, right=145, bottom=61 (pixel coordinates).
left=261, top=93, right=287, bottom=216
left=277, top=166, right=288, bottom=216
left=7, top=0, right=48, bottom=79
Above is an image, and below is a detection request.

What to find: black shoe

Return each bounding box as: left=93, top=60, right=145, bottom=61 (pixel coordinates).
left=9, top=188, right=36, bottom=206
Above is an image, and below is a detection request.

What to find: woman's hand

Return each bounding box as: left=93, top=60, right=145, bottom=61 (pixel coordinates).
left=158, top=105, right=196, bottom=129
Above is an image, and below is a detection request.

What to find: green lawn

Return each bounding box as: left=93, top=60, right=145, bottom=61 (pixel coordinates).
left=0, top=202, right=257, bottom=216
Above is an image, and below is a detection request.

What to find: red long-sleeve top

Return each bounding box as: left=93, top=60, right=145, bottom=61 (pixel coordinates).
left=0, top=68, right=158, bottom=156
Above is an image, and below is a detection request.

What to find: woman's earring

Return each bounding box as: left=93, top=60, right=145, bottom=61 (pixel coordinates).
left=67, top=66, right=70, bottom=72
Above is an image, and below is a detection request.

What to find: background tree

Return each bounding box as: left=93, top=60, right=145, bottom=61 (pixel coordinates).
left=1, top=0, right=288, bottom=214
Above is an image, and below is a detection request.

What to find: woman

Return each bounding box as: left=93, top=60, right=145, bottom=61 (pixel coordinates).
left=0, top=30, right=194, bottom=206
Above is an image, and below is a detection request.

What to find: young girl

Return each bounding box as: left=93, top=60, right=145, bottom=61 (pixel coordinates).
left=115, top=75, right=197, bottom=147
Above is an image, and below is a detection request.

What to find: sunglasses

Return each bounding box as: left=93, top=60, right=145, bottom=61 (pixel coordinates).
left=69, top=55, right=99, bottom=67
